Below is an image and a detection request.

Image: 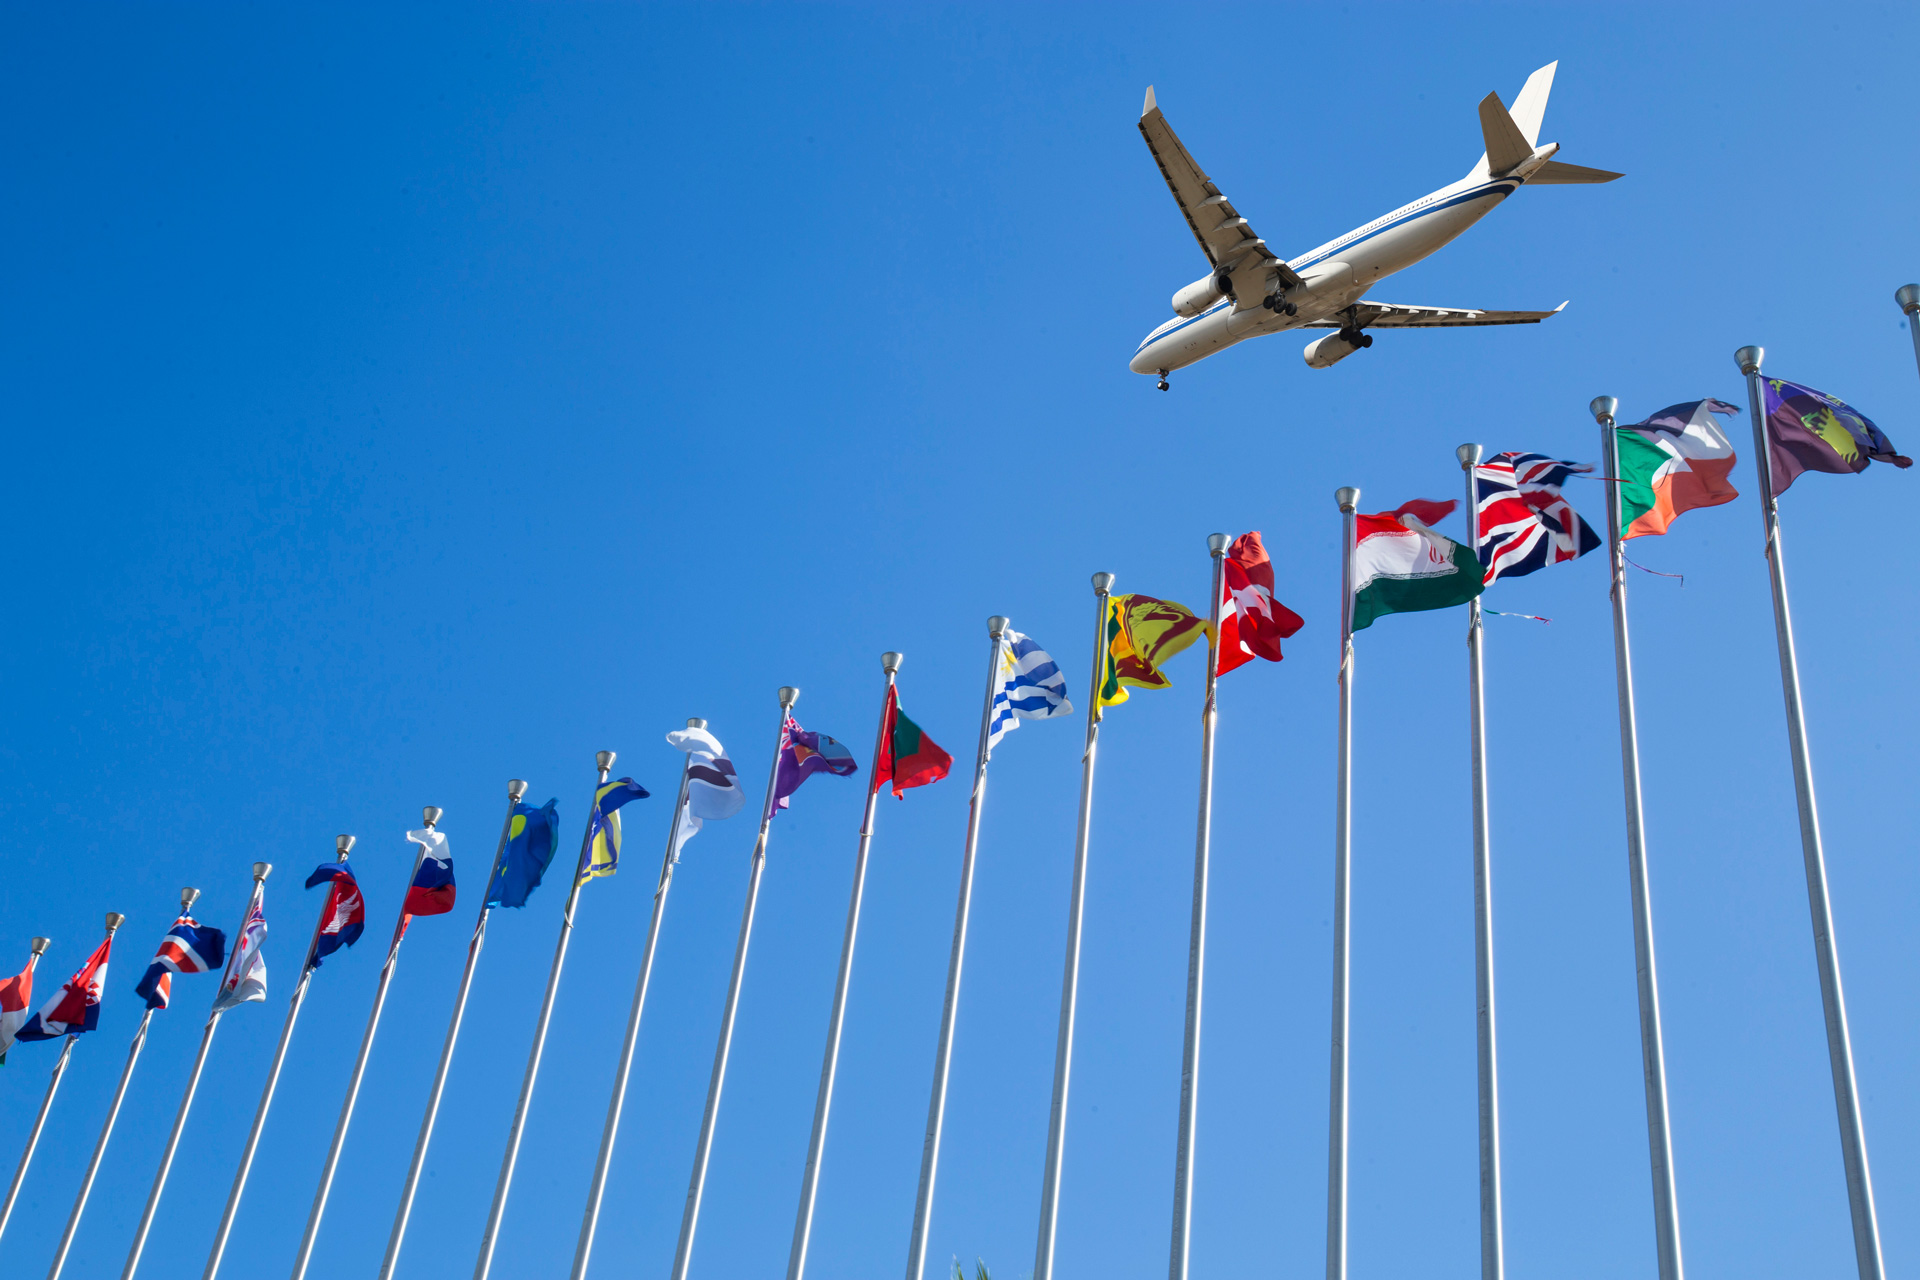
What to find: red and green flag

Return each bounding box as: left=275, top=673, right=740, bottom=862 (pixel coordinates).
left=872, top=686, right=952, bottom=798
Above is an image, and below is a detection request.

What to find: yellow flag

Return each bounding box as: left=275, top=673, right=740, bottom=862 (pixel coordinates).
left=1098, top=594, right=1210, bottom=709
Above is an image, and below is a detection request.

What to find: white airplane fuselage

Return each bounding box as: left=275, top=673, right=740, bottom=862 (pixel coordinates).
left=1129, top=171, right=1522, bottom=376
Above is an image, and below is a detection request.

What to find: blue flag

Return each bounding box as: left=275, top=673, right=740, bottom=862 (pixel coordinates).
left=487, top=799, right=559, bottom=908
left=577, top=778, right=650, bottom=883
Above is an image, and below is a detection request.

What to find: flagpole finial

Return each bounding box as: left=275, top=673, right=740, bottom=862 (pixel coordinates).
left=422, top=806, right=443, bottom=829
left=882, top=652, right=904, bottom=673
left=1456, top=443, right=1483, bottom=468
left=1590, top=396, right=1618, bottom=424
left=252, top=862, right=272, bottom=882
left=508, top=779, right=529, bottom=801
left=686, top=717, right=707, bottom=729
left=597, top=750, right=617, bottom=772
left=104, top=912, right=126, bottom=933
left=988, top=616, right=1010, bottom=637
left=1897, top=284, right=1920, bottom=315
left=336, top=835, right=356, bottom=859
left=180, top=887, right=202, bottom=911
left=1735, top=345, right=1764, bottom=375
left=1091, top=571, right=1114, bottom=594
left=1335, top=487, right=1360, bottom=513
left=30, top=937, right=49, bottom=955
left=778, top=687, right=800, bottom=708
left=1207, top=533, right=1230, bottom=555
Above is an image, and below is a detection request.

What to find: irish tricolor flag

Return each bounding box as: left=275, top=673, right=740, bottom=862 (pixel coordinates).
left=1351, top=499, right=1483, bottom=631
left=1615, top=400, right=1740, bottom=539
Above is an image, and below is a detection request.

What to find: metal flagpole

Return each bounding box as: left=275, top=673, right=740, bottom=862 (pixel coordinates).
left=472, top=753, right=612, bottom=1280
left=45, top=912, right=133, bottom=1280
left=0, top=937, right=57, bottom=1244
left=203, top=835, right=353, bottom=1280
left=290, top=806, right=443, bottom=1280
left=1457, top=446, right=1505, bottom=1280
left=122, top=871, right=272, bottom=1280
left=1591, top=395, right=1686, bottom=1280
left=1327, top=487, right=1359, bottom=1280
left=904, top=618, right=1010, bottom=1280
left=670, top=687, right=799, bottom=1280
left=1167, top=536, right=1229, bottom=1280
left=380, top=783, right=527, bottom=1280
left=1897, top=286, right=1920, bottom=383
left=1031, top=571, right=1113, bottom=1280
left=1737, top=345, right=1885, bottom=1280
left=785, top=660, right=900, bottom=1280
left=572, top=726, right=702, bottom=1280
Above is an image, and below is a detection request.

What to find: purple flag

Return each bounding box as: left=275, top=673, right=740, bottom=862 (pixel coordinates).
left=766, top=717, right=858, bottom=819
left=1764, top=378, right=1911, bottom=495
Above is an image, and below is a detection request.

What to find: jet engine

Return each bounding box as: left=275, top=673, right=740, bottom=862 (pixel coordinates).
left=1171, top=272, right=1229, bottom=317
left=1303, top=331, right=1371, bottom=369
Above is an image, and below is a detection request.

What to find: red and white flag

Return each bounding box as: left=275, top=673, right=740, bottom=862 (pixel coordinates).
left=0, top=953, right=35, bottom=1057
left=1218, top=531, right=1304, bottom=674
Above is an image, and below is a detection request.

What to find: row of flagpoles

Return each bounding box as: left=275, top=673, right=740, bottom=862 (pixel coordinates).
left=1, top=335, right=1915, bottom=1280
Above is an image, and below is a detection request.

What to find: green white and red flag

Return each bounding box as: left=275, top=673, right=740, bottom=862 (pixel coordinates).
left=872, top=685, right=952, bottom=798
left=1350, top=499, right=1483, bottom=631
left=1615, top=399, right=1741, bottom=539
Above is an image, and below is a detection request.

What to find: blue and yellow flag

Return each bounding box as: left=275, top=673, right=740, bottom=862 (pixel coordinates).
left=577, top=778, right=649, bottom=884
left=487, top=798, right=559, bottom=909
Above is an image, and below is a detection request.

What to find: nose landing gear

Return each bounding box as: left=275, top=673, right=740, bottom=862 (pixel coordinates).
left=1157, top=370, right=1171, bottom=391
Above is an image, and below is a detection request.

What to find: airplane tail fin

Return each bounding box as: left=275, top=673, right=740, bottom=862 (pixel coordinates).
left=1467, top=61, right=1621, bottom=183
left=1506, top=62, right=1556, bottom=146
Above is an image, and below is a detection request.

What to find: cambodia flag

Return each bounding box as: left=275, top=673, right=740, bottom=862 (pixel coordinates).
left=305, top=863, right=367, bottom=967
left=135, top=915, right=228, bottom=1010
left=403, top=828, right=455, bottom=917
left=16, top=934, right=114, bottom=1041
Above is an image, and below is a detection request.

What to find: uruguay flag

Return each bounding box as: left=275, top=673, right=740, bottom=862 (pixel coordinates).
left=135, top=915, right=228, bottom=1010
left=16, top=933, right=114, bottom=1042
left=403, top=828, right=455, bottom=917
left=305, top=863, right=367, bottom=968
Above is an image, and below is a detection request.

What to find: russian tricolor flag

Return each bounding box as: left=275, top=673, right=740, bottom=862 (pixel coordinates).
left=134, top=915, right=228, bottom=1010
left=403, top=828, right=455, bottom=917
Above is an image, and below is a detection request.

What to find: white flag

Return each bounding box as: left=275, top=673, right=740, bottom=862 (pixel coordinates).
left=666, top=725, right=746, bottom=859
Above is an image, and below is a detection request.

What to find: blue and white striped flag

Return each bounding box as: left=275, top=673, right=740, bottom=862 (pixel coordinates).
left=986, top=629, right=1072, bottom=753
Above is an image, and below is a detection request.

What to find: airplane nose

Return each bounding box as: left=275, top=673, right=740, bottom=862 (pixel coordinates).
left=1128, top=346, right=1158, bottom=374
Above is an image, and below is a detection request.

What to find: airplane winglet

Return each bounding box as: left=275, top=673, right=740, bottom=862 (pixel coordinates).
left=1553, top=301, right=1568, bottom=314
left=1143, top=85, right=1157, bottom=117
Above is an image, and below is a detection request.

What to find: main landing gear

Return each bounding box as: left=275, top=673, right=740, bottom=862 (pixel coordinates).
left=1337, top=328, right=1374, bottom=349
left=1157, top=371, right=1171, bottom=391
left=1263, top=294, right=1298, bottom=316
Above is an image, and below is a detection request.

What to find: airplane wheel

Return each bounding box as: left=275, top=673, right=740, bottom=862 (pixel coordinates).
left=1158, top=378, right=1170, bottom=391
left=1359, top=333, right=1374, bottom=348
left=1284, top=303, right=1298, bottom=316
left=1262, top=295, right=1277, bottom=310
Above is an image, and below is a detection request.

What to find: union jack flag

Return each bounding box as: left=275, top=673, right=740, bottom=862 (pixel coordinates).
left=1473, top=452, right=1601, bottom=584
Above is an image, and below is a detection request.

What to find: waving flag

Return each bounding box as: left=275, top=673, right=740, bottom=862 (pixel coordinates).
left=16, top=934, right=114, bottom=1042
left=212, top=899, right=268, bottom=1013
left=1473, top=453, right=1602, bottom=583
left=1763, top=378, right=1912, bottom=495
left=1098, top=595, right=1209, bottom=707
left=578, top=778, right=650, bottom=883
left=134, top=914, right=228, bottom=1011
left=486, top=798, right=560, bottom=909
left=304, top=863, right=366, bottom=968
left=874, top=686, right=953, bottom=797
left=0, top=952, right=37, bottom=1060
left=666, top=725, right=745, bottom=859
left=768, top=719, right=858, bottom=819
left=1218, top=531, right=1304, bottom=673
left=986, top=630, right=1072, bottom=750
left=403, top=828, right=456, bottom=917
left=1350, top=499, right=1483, bottom=631
left=1616, top=400, right=1741, bottom=538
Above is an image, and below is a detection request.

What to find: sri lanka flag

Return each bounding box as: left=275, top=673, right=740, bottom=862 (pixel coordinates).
left=16, top=934, right=114, bottom=1042
left=873, top=686, right=952, bottom=799
left=305, top=863, right=367, bottom=968
left=0, top=951, right=37, bottom=1061
left=403, top=828, right=455, bottom=917
left=134, top=915, right=228, bottom=1010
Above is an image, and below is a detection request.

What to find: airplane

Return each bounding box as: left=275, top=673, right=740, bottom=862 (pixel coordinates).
left=1129, top=62, right=1620, bottom=388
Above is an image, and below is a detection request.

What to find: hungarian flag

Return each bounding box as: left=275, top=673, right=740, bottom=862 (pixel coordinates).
left=0, top=952, right=36, bottom=1061
left=1763, top=378, right=1911, bottom=495
left=1350, top=499, right=1483, bottom=631
left=1616, top=400, right=1741, bottom=538
left=15, top=934, right=114, bottom=1042
left=872, top=685, right=953, bottom=798
left=1218, top=531, right=1304, bottom=674
left=1098, top=594, right=1210, bottom=707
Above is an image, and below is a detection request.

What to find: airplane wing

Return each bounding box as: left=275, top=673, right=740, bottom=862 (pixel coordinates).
left=1138, top=87, right=1304, bottom=293
left=1305, top=301, right=1569, bottom=328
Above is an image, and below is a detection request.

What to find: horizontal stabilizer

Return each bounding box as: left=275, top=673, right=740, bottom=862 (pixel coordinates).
left=1529, top=159, right=1623, bottom=184
left=1477, top=91, right=1532, bottom=176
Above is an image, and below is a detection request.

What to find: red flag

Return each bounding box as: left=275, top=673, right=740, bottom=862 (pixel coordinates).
left=872, top=685, right=953, bottom=798
left=1218, top=531, right=1304, bottom=674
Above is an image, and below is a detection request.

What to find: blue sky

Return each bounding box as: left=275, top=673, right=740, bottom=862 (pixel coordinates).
left=3, top=5, right=1918, bottom=1278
